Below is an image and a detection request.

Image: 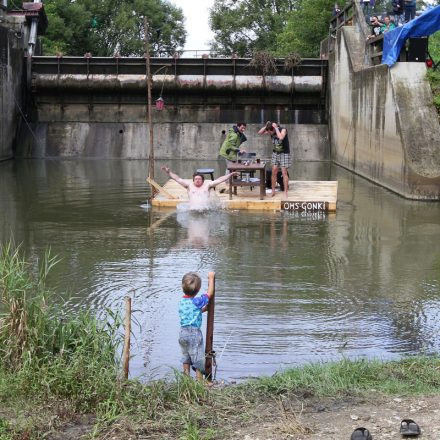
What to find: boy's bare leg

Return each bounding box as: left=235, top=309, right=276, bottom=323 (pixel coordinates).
left=282, top=167, right=289, bottom=199
left=196, top=369, right=214, bottom=386
left=183, top=363, right=191, bottom=375
left=195, top=369, right=203, bottom=381
left=271, top=165, right=278, bottom=197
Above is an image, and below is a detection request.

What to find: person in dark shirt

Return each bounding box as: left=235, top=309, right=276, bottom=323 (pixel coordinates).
left=258, top=121, right=292, bottom=198
left=367, top=15, right=383, bottom=39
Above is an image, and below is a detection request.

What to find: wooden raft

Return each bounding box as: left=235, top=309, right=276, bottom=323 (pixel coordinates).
left=152, top=179, right=338, bottom=212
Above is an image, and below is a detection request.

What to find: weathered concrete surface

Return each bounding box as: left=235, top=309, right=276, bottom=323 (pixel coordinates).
left=17, top=122, right=329, bottom=161
left=329, top=27, right=440, bottom=199
left=32, top=74, right=323, bottom=94
left=0, top=14, right=27, bottom=161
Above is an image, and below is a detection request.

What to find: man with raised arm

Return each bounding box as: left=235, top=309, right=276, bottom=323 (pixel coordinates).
left=258, top=121, right=291, bottom=199
left=161, top=166, right=238, bottom=210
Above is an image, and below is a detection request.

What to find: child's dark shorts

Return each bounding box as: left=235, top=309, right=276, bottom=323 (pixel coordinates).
left=179, top=326, right=205, bottom=372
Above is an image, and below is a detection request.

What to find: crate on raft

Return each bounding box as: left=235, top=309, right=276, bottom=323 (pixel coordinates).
left=151, top=179, right=338, bottom=212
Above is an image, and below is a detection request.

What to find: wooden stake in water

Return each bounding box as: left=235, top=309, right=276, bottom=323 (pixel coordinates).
left=205, top=274, right=215, bottom=381
left=123, top=296, right=132, bottom=380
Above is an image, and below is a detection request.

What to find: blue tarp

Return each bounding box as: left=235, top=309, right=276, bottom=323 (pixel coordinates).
left=382, top=5, right=440, bottom=66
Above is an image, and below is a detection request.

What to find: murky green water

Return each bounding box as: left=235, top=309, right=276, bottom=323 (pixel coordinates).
left=1, top=159, right=439, bottom=381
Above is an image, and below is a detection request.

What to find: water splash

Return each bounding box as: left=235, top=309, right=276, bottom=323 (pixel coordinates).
left=176, top=192, right=224, bottom=212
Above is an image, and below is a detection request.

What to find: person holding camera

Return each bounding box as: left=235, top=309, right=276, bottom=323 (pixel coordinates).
left=367, top=15, right=383, bottom=39
left=258, top=121, right=291, bottom=199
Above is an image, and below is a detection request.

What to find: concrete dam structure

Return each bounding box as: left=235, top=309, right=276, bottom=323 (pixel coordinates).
left=2, top=0, right=440, bottom=200
left=17, top=56, right=329, bottom=161
left=0, top=8, right=29, bottom=161
left=326, top=1, right=440, bottom=200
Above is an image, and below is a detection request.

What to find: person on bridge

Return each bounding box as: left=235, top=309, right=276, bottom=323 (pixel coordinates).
left=381, top=15, right=396, bottom=33
left=258, top=121, right=291, bottom=199
left=403, top=0, right=416, bottom=22
left=161, top=166, right=238, bottom=210
left=219, top=123, right=247, bottom=169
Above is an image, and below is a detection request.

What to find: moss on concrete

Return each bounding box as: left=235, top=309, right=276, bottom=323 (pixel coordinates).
left=426, top=70, right=440, bottom=118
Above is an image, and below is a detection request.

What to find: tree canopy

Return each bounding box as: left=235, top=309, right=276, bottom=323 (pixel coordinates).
left=276, top=0, right=339, bottom=57
left=209, top=0, right=296, bottom=57
left=41, top=0, right=186, bottom=56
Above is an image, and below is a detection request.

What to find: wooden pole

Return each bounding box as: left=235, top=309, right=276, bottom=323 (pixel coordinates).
left=122, top=296, right=132, bottom=380
left=144, top=18, right=155, bottom=184
left=204, top=275, right=215, bottom=381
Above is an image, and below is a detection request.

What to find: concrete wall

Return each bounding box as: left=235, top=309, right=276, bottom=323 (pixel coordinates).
left=17, top=122, right=329, bottom=161
left=20, top=57, right=329, bottom=160
left=0, top=15, right=26, bottom=161
left=329, top=27, right=440, bottom=199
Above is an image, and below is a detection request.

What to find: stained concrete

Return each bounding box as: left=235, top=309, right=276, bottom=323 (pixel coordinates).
left=328, top=26, right=440, bottom=199
left=17, top=122, right=329, bottom=161
left=0, top=14, right=27, bottom=161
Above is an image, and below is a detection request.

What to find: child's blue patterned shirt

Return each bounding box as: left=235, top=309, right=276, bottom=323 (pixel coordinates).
left=179, top=294, right=209, bottom=328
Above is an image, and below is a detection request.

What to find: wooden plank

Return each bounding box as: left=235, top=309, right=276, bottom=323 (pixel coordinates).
left=152, top=179, right=338, bottom=211
left=146, top=177, right=177, bottom=199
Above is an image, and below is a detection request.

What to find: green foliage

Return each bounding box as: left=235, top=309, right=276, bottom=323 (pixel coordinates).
left=277, top=0, right=345, bottom=57
left=0, top=242, right=122, bottom=411
left=429, top=30, right=440, bottom=64
left=427, top=69, right=440, bottom=114
left=0, top=419, right=14, bottom=440
left=209, top=0, right=297, bottom=56
left=252, top=357, right=440, bottom=396
left=180, top=419, right=216, bottom=440
left=41, top=0, right=186, bottom=56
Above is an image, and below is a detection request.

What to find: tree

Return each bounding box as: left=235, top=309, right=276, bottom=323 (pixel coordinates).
left=276, top=0, right=344, bottom=57
left=209, top=0, right=297, bottom=57
left=41, top=0, right=186, bottom=56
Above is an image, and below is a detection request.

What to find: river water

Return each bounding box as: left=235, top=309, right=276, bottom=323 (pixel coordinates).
left=1, top=159, right=439, bottom=381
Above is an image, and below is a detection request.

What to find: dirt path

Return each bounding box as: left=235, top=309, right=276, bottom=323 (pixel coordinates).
left=235, top=394, right=440, bottom=439
left=6, top=393, right=440, bottom=439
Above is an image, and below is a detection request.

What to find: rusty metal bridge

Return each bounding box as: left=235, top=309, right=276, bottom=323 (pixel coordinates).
left=30, top=56, right=328, bottom=124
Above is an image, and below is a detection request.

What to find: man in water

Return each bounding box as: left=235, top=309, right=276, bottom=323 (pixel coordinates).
left=161, top=166, right=238, bottom=210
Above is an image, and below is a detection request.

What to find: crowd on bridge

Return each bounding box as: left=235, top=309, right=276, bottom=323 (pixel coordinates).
left=332, top=0, right=420, bottom=39
left=360, top=0, right=418, bottom=26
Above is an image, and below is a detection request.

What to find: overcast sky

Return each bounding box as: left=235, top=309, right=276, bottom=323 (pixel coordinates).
left=171, top=0, right=215, bottom=51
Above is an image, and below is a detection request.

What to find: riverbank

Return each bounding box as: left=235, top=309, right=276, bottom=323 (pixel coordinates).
left=1, top=246, right=440, bottom=439
left=2, top=357, right=440, bottom=439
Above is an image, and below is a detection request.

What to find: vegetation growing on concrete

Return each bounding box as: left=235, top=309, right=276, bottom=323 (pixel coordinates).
left=428, top=31, right=440, bottom=116
left=427, top=70, right=440, bottom=116
left=2, top=244, right=440, bottom=439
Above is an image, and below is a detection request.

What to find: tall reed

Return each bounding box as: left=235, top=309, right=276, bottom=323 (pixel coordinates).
left=0, top=242, right=121, bottom=409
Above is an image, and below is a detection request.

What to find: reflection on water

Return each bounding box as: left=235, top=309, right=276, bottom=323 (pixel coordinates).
left=0, top=159, right=439, bottom=380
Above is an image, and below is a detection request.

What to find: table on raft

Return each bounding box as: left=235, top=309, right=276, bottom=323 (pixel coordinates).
left=227, top=162, right=266, bottom=200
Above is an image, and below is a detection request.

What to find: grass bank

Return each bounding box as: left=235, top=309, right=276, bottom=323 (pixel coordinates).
left=1, top=244, right=440, bottom=439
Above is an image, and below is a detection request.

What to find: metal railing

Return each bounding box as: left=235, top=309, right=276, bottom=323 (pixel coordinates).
left=326, top=0, right=431, bottom=66
left=31, top=56, right=327, bottom=77
left=329, top=2, right=354, bottom=37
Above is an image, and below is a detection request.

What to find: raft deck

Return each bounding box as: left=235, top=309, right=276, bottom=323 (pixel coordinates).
left=152, top=179, right=338, bottom=212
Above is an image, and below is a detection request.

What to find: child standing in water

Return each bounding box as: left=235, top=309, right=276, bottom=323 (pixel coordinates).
left=178, top=271, right=215, bottom=381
